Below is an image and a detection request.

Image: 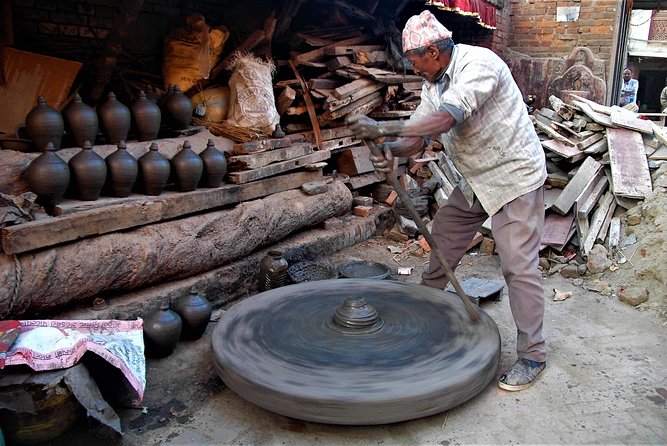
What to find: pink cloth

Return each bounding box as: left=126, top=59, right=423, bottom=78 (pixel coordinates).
left=402, top=10, right=453, bottom=53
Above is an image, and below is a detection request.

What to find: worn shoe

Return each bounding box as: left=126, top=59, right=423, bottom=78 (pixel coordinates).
left=498, top=358, right=546, bottom=391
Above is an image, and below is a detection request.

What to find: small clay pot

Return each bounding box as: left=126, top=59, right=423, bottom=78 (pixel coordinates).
left=98, top=92, right=131, bottom=144
left=131, top=91, right=161, bottom=141
left=137, top=142, right=170, bottom=195
left=165, top=85, right=193, bottom=130
left=106, top=141, right=138, bottom=197
left=144, top=84, right=160, bottom=103
left=259, top=250, right=289, bottom=291
left=26, top=142, right=70, bottom=205
left=68, top=141, right=107, bottom=201
left=143, top=298, right=182, bottom=358
left=199, top=139, right=227, bottom=188
left=173, top=287, right=212, bottom=340
left=63, top=93, right=98, bottom=147
left=25, top=96, right=64, bottom=150
left=171, top=140, right=203, bottom=192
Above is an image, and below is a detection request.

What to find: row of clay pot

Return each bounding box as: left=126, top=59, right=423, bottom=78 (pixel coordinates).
left=25, top=139, right=227, bottom=204
left=24, top=86, right=193, bottom=151
left=143, top=288, right=213, bottom=358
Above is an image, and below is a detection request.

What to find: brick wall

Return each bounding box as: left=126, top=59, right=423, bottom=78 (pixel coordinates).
left=507, top=0, right=618, bottom=67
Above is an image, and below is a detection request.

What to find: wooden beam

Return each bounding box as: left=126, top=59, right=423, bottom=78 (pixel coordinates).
left=606, top=127, right=652, bottom=199
left=336, top=145, right=374, bottom=176
left=227, top=150, right=331, bottom=184
left=1, top=185, right=241, bottom=254
left=324, top=45, right=384, bottom=56
left=324, top=82, right=384, bottom=112
left=541, top=139, right=585, bottom=162
left=238, top=169, right=322, bottom=201
left=610, top=107, right=653, bottom=134
left=551, top=156, right=603, bottom=215
left=232, top=133, right=305, bottom=155
left=427, top=161, right=454, bottom=197
left=228, top=143, right=314, bottom=170
left=319, top=90, right=383, bottom=122
left=576, top=175, right=609, bottom=219
left=294, top=34, right=371, bottom=65
left=276, top=86, right=297, bottom=115
left=331, top=78, right=378, bottom=99
left=582, top=191, right=615, bottom=255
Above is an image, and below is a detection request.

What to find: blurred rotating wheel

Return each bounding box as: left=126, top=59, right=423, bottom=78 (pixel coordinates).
left=211, top=279, right=500, bottom=425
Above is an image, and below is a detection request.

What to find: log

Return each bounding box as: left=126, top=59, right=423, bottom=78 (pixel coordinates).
left=0, top=181, right=353, bottom=317
left=0, top=129, right=230, bottom=196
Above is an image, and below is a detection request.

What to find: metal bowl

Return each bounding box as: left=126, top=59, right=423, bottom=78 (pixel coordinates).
left=288, top=261, right=339, bottom=283
left=338, top=260, right=391, bottom=280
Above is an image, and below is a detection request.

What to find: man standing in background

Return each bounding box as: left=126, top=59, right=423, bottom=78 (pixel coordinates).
left=619, top=68, right=639, bottom=110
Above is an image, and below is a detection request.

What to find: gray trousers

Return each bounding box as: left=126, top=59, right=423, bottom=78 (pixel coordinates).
left=422, top=186, right=546, bottom=362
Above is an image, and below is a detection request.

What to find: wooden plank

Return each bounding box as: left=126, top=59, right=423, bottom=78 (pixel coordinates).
left=1, top=185, right=241, bottom=254
left=232, top=134, right=305, bottom=155
left=576, top=176, right=609, bottom=219
left=574, top=175, right=609, bottom=218
left=610, top=107, right=653, bottom=134
left=326, top=56, right=353, bottom=71
left=427, top=161, right=455, bottom=197
left=541, top=212, right=575, bottom=251
left=238, top=169, right=323, bottom=202
left=307, top=78, right=341, bottom=90
left=331, top=78, right=377, bottom=99
left=294, top=34, right=371, bottom=65
left=648, top=145, right=667, bottom=160
left=535, top=121, right=576, bottom=146
left=227, top=150, right=331, bottom=184
left=569, top=94, right=612, bottom=115
left=606, top=127, right=653, bottom=199
left=299, top=126, right=355, bottom=143
left=572, top=100, right=612, bottom=127
left=347, top=171, right=384, bottom=189
left=582, top=191, right=615, bottom=255
left=276, top=86, right=297, bottom=115
left=596, top=199, right=617, bottom=245
left=325, top=82, right=384, bottom=111
left=551, top=156, right=603, bottom=215
left=322, top=136, right=360, bottom=151
left=576, top=132, right=604, bottom=150
left=583, top=138, right=608, bottom=155
left=319, top=91, right=383, bottom=122
left=228, top=143, right=314, bottom=170
left=608, top=217, right=621, bottom=252
left=336, top=145, right=374, bottom=176
left=324, top=45, right=384, bottom=56
left=541, top=139, right=584, bottom=161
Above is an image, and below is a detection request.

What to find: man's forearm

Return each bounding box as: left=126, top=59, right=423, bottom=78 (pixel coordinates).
left=379, top=111, right=456, bottom=138
left=384, top=136, right=425, bottom=157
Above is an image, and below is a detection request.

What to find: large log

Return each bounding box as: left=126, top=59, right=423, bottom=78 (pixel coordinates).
left=0, top=180, right=352, bottom=317
left=0, top=129, right=232, bottom=196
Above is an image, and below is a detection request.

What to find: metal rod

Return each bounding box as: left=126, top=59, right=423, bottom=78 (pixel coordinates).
left=365, top=139, right=479, bottom=322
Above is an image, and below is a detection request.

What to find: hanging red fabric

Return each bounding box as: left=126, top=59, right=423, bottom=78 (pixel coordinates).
left=425, top=0, right=497, bottom=29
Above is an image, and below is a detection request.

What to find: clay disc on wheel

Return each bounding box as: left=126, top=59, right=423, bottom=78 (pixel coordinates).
left=211, top=279, right=500, bottom=425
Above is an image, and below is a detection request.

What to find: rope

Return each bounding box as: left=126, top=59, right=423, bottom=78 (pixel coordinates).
left=4, top=254, right=21, bottom=318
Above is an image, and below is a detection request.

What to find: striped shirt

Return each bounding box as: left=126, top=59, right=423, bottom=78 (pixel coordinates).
left=411, top=44, right=546, bottom=216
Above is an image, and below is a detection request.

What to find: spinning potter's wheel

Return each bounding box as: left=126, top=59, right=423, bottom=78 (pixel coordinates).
left=211, top=279, right=500, bottom=425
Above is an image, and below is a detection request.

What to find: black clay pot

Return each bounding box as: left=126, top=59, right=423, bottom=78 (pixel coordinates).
left=26, top=142, right=70, bottom=205
left=137, top=142, right=170, bottom=196
left=143, top=299, right=182, bottom=358
left=259, top=250, right=289, bottom=291
left=199, top=139, right=227, bottom=188
left=131, top=91, right=161, bottom=141
left=173, top=287, right=212, bottom=340
left=63, top=93, right=98, bottom=148
left=106, top=141, right=138, bottom=197
left=68, top=141, right=107, bottom=201
left=25, top=96, right=64, bottom=151
left=165, top=85, right=193, bottom=130
left=98, top=92, right=131, bottom=144
left=171, top=140, right=203, bottom=192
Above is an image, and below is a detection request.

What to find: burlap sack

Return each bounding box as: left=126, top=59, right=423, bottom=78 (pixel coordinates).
left=225, top=53, right=279, bottom=134
left=191, top=86, right=230, bottom=123
left=163, top=14, right=229, bottom=93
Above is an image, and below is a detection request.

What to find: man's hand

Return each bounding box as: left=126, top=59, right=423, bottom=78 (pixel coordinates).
left=369, top=143, right=394, bottom=174
left=345, top=115, right=383, bottom=140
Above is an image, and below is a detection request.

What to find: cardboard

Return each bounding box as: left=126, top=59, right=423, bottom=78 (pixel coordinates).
left=0, top=47, right=82, bottom=135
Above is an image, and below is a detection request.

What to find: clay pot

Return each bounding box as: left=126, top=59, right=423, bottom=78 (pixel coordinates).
left=105, top=141, right=138, bottom=197
left=143, top=298, right=182, bottom=358
left=174, top=287, right=212, bottom=340
left=131, top=90, right=161, bottom=141
left=26, top=142, right=70, bottom=205
left=25, top=96, right=64, bottom=150
left=68, top=141, right=107, bottom=201
left=199, top=139, right=227, bottom=188
left=171, top=140, right=203, bottom=192
left=144, top=84, right=160, bottom=103
left=98, top=92, right=131, bottom=144
left=165, top=85, right=193, bottom=130
left=62, top=93, right=98, bottom=147
left=259, top=250, right=289, bottom=291
left=137, top=142, right=170, bottom=196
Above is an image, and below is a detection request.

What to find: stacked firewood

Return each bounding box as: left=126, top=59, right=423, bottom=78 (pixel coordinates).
left=533, top=94, right=665, bottom=258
